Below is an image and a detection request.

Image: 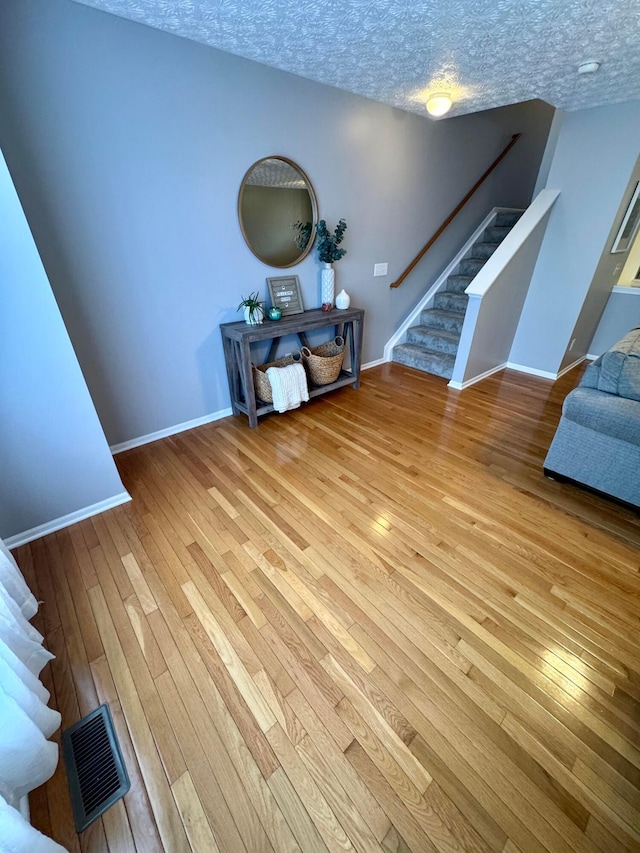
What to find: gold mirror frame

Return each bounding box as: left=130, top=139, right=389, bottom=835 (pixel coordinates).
left=238, top=155, right=318, bottom=268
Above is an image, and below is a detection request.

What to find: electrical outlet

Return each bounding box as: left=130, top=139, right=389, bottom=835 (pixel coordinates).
left=374, top=263, right=388, bottom=277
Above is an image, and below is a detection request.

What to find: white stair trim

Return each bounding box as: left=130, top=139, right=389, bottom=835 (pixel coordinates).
left=383, top=207, right=519, bottom=361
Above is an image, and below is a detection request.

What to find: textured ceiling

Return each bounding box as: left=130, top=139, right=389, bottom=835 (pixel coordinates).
left=245, top=159, right=308, bottom=189
left=72, top=0, right=640, bottom=117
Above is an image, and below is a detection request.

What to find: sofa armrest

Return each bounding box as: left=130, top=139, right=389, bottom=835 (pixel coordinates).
left=562, top=387, right=640, bottom=446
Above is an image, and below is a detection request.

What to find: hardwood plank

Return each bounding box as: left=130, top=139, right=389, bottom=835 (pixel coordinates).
left=266, top=722, right=356, bottom=853
left=124, top=592, right=167, bottom=679
left=182, top=610, right=280, bottom=778
left=268, top=767, right=329, bottom=853
left=121, top=552, right=158, bottom=615
left=182, top=579, right=277, bottom=732
left=90, top=655, right=163, bottom=853
left=287, top=687, right=391, bottom=843
left=345, top=739, right=438, bottom=853
left=47, top=534, right=99, bottom=718
left=155, top=669, right=253, bottom=852
left=100, top=799, right=136, bottom=853
left=323, top=655, right=432, bottom=795
left=87, top=585, right=190, bottom=852
left=79, top=817, right=108, bottom=852
left=296, top=731, right=387, bottom=852
left=146, top=570, right=282, bottom=783
left=338, top=697, right=471, bottom=853
left=171, top=771, right=221, bottom=852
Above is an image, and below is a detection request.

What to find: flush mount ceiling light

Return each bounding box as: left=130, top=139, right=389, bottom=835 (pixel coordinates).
left=577, top=60, right=601, bottom=74
left=426, top=92, right=452, bottom=117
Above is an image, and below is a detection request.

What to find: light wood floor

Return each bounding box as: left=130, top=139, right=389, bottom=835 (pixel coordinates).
left=16, top=362, right=640, bottom=852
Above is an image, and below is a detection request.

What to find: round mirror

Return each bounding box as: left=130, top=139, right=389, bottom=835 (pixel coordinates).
left=238, top=156, right=318, bottom=268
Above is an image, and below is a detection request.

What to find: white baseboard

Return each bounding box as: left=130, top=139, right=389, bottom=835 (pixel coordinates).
left=504, top=356, right=585, bottom=382
left=556, top=356, right=585, bottom=378
left=506, top=361, right=558, bottom=380
left=110, top=407, right=233, bottom=454
left=585, top=352, right=599, bottom=361
left=448, top=362, right=508, bottom=390
left=5, top=491, right=131, bottom=549
left=362, top=357, right=387, bottom=370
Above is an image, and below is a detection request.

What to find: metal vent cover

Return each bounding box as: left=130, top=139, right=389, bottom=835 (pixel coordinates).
left=62, top=703, right=130, bottom=832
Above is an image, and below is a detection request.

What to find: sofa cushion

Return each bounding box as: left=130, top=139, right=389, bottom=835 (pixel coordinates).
left=562, top=386, right=640, bottom=446
left=582, top=327, right=640, bottom=401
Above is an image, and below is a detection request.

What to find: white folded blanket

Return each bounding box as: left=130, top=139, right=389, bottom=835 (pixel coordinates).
left=266, top=363, right=309, bottom=413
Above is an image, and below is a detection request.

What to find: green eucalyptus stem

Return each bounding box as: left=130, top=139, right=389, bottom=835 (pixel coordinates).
left=315, top=219, right=347, bottom=264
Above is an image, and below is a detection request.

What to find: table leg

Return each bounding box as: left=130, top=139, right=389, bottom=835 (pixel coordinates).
left=297, top=331, right=311, bottom=350
left=238, top=339, right=258, bottom=428
left=264, top=337, right=279, bottom=364
left=222, top=334, right=241, bottom=415
left=352, top=317, right=363, bottom=388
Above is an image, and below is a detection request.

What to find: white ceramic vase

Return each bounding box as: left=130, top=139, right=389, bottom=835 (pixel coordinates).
left=244, top=305, right=264, bottom=325
left=321, top=263, right=335, bottom=311
left=335, top=288, right=350, bottom=310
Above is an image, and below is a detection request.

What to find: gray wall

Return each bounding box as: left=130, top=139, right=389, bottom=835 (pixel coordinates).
left=589, top=289, right=640, bottom=355
left=0, top=0, right=553, bottom=446
left=510, top=101, right=640, bottom=375
left=0, top=150, right=127, bottom=541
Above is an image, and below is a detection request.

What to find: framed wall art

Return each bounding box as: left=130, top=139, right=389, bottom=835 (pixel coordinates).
left=611, top=181, right=640, bottom=254
left=266, top=275, right=304, bottom=315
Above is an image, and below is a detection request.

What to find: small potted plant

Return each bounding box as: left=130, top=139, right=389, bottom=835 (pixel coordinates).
left=237, top=292, right=265, bottom=325
left=316, top=219, right=347, bottom=311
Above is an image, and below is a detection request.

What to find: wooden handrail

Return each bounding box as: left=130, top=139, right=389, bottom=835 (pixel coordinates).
left=390, top=133, right=522, bottom=288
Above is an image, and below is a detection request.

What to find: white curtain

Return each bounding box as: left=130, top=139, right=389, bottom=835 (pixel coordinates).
left=0, top=538, right=67, bottom=852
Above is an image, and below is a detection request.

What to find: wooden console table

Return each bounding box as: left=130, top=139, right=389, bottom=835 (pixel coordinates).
left=220, top=308, right=364, bottom=427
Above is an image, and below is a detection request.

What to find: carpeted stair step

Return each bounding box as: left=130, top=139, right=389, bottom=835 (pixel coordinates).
left=466, top=241, right=499, bottom=260
left=406, top=326, right=460, bottom=354
left=434, top=291, right=468, bottom=313
left=458, top=258, right=486, bottom=276
left=494, top=210, right=523, bottom=227
left=483, top=225, right=512, bottom=243
left=445, top=274, right=474, bottom=293
left=419, top=307, right=466, bottom=334
left=392, top=344, right=456, bottom=379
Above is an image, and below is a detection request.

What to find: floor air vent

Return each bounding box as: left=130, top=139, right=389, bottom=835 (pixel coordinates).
left=62, top=703, right=130, bottom=832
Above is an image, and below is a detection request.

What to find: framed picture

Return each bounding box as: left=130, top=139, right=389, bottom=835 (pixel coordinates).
left=611, top=181, right=640, bottom=253
left=266, top=275, right=304, bottom=315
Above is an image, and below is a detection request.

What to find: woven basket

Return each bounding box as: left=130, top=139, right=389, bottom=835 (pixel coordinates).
left=253, top=351, right=302, bottom=403
left=302, top=336, right=345, bottom=386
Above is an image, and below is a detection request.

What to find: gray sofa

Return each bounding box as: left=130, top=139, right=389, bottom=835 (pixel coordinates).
left=544, top=327, right=640, bottom=508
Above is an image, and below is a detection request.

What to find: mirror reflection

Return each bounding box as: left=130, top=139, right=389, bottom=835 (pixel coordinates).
left=238, top=156, right=317, bottom=268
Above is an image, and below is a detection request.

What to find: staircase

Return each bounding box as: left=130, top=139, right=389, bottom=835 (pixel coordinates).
left=392, top=210, right=524, bottom=379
